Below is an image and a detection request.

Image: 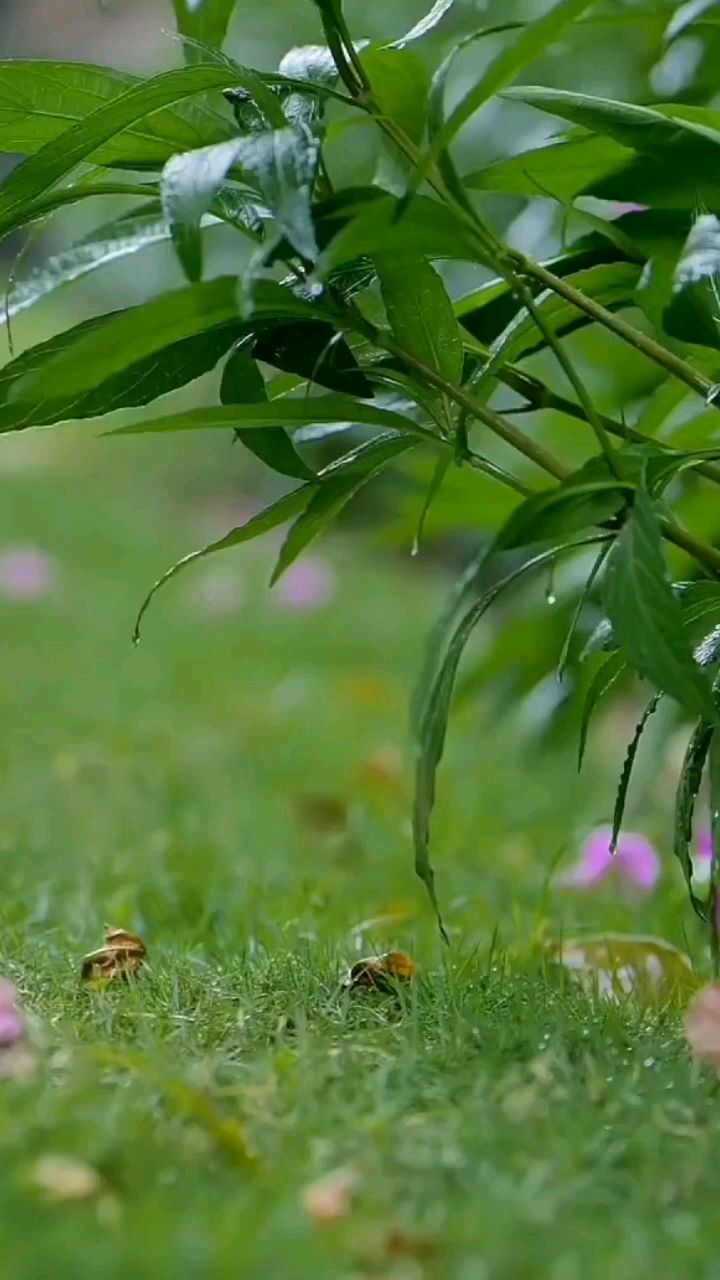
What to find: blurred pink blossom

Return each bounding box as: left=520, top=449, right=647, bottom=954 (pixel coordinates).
left=0, top=545, right=57, bottom=601
left=698, top=829, right=713, bottom=861
left=0, top=981, right=24, bottom=1048
left=274, top=556, right=337, bottom=611
left=0, top=980, right=35, bottom=1080
left=558, top=826, right=660, bottom=894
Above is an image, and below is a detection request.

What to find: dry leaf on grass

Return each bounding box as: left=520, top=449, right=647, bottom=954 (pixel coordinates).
left=686, top=983, right=720, bottom=1071
left=342, top=951, right=416, bottom=993
left=81, top=925, right=146, bottom=983
left=301, top=1166, right=359, bottom=1224
left=546, top=933, right=697, bottom=1002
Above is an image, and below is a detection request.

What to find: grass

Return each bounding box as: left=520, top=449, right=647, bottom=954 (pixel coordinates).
left=0, top=419, right=718, bottom=1279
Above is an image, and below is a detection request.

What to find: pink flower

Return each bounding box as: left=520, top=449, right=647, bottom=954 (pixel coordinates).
left=698, top=829, right=713, bottom=862
left=0, top=545, right=57, bottom=601
left=558, top=826, right=660, bottom=894
left=0, top=981, right=24, bottom=1048
left=274, top=556, right=337, bottom=611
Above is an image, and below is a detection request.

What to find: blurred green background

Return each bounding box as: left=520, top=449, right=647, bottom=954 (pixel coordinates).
left=0, top=0, right=717, bottom=966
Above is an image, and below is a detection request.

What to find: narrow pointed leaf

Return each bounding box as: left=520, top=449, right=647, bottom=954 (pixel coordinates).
left=134, top=486, right=312, bottom=642
left=5, top=278, right=324, bottom=406
left=610, top=694, right=663, bottom=854
left=392, top=0, right=456, bottom=47
left=577, top=651, right=625, bottom=769
left=220, top=344, right=314, bottom=480
left=253, top=322, right=372, bottom=397
left=107, top=397, right=421, bottom=437
left=604, top=487, right=717, bottom=721
left=376, top=254, right=463, bottom=386
left=362, top=48, right=430, bottom=143
left=271, top=434, right=416, bottom=582
left=163, top=127, right=320, bottom=279
left=675, top=718, right=714, bottom=919
left=495, top=482, right=626, bottom=551
left=0, top=65, right=273, bottom=241
left=7, top=205, right=170, bottom=319
left=134, top=431, right=415, bottom=637
left=502, top=86, right=720, bottom=158
left=414, top=535, right=604, bottom=937
left=0, top=60, right=235, bottom=166
left=422, top=0, right=596, bottom=168
left=0, top=315, right=242, bottom=432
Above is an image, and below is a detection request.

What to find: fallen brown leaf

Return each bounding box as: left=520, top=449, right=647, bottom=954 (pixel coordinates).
left=686, top=983, right=720, bottom=1071
left=81, top=925, right=146, bottom=983
left=301, top=1165, right=359, bottom=1225
left=343, top=951, right=416, bottom=993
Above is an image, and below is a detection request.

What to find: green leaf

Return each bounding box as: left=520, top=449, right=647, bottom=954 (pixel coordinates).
left=6, top=276, right=240, bottom=405
left=220, top=344, right=314, bottom=480
left=577, top=651, right=625, bottom=769
left=604, top=486, right=717, bottom=721
left=173, top=0, right=238, bottom=61
left=0, top=60, right=234, bottom=167
left=392, top=0, right=456, bottom=46
left=674, top=719, right=714, bottom=919
left=663, top=214, right=720, bottom=349
left=133, top=430, right=414, bottom=639
left=496, top=483, right=625, bottom=551
left=0, top=313, right=242, bottom=433
left=556, top=543, right=611, bottom=681
left=665, top=0, right=719, bottom=43
left=134, top=486, right=312, bottom=643
left=610, top=693, right=662, bottom=854
left=6, top=205, right=170, bottom=320
left=708, top=728, right=720, bottom=962
left=5, top=278, right=323, bottom=408
left=413, top=535, right=603, bottom=939
left=163, top=127, right=320, bottom=279
left=319, top=193, right=480, bottom=273
left=0, top=64, right=274, bottom=242
left=460, top=263, right=642, bottom=366
left=425, top=0, right=597, bottom=161
left=253, top=322, right=372, bottom=397
left=502, top=86, right=720, bottom=157
left=376, top=255, right=463, bottom=391
left=362, top=48, right=429, bottom=143
left=464, top=135, right=632, bottom=200
left=271, top=433, right=416, bottom=582
left=106, top=396, right=423, bottom=437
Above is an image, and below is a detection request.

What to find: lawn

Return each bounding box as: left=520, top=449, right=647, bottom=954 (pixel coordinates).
left=0, top=418, right=719, bottom=1280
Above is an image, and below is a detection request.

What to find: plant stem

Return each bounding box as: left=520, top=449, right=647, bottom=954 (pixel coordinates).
left=515, top=255, right=718, bottom=403
left=659, top=517, right=720, bottom=576
left=501, top=367, right=720, bottom=488
left=381, top=335, right=571, bottom=480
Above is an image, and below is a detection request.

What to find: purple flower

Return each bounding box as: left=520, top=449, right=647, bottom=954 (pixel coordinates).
left=558, top=826, right=661, bottom=895
left=0, top=545, right=57, bottom=601
left=274, top=556, right=337, bottom=611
